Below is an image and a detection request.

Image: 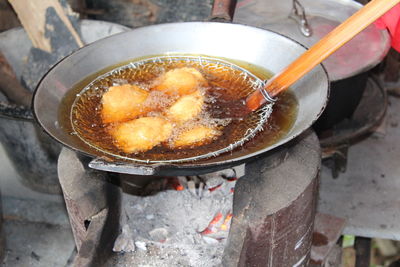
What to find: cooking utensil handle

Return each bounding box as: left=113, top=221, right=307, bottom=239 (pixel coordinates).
left=246, top=0, right=400, bottom=111
left=210, top=0, right=237, bottom=22
left=89, top=158, right=160, bottom=176
left=289, top=0, right=312, bottom=37
left=0, top=102, right=33, bottom=121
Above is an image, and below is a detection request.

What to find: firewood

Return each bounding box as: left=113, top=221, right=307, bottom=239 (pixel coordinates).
left=8, top=0, right=83, bottom=52
left=7, top=0, right=84, bottom=91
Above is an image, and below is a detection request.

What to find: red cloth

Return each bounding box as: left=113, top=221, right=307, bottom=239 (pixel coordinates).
left=374, top=3, right=400, bottom=52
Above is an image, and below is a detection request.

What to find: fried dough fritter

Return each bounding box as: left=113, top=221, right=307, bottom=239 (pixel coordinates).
left=101, top=84, right=149, bottom=124
left=154, top=67, right=206, bottom=96
left=110, top=117, right=173, bottom=153
left=173, top=125, right=221, bottom=148
left=166, top=90, right=204, bottom=123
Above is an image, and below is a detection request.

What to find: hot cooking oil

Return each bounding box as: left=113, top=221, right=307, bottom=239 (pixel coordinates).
left=58, top=55, right=298, bottom=162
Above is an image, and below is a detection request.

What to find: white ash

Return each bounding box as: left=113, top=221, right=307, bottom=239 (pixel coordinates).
left=203, top=176, right=226, bottom=189
left=202, top=236, right=220, bottom=245
left=114, top=174, right=237, bottom=267
left=135, top=241, right=147, bottom=251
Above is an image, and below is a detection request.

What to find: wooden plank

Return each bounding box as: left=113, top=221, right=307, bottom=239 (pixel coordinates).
left=7, top=0, right=83, bottom=52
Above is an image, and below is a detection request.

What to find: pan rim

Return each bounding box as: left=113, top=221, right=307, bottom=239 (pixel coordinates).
left=32, top=21, right=330, bottom=168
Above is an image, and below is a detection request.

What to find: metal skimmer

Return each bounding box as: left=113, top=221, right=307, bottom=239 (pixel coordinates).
left=71, top=55, right=274, bottom=163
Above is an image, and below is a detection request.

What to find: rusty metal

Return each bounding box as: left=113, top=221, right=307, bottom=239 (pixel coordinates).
left=210, top=0, right=237, bottom=22
left=322, top=145, right=349, bottom=178
left=310, top=213, right=346, bottom=265
left=223, top=129, right=320, bottom=266
left=58, top=148, right=121, bottom=253
left=320, top=76, right=387, bottom=177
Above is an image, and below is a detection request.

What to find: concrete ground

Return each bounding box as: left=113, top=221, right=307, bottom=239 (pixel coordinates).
left=318, top=94, right=400, bottom=241
left=0, top=95, right=399, bottom=266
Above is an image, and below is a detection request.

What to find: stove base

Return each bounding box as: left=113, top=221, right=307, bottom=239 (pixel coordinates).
left=57, top=129, right=321, bottom=266
left=223, top=129, right=320, bottom=266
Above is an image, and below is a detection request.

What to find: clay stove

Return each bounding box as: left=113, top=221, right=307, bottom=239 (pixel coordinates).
left=57, top=129, right=320, bottom=267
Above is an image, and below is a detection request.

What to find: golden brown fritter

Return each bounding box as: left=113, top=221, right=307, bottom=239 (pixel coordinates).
left=166, top=90, right=204, bottom=123
left=172, top=125, right=221, bottom=148
left=110, top=117, right=173, bottom=153
left=154, top=67, right=206, bottom=96
left=101, top=84, right=149, bottom=124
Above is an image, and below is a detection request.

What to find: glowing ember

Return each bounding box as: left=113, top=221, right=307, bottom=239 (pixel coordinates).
left=200, top=212, right=223, bottom=235
left=208, top=183, right=222, bottom=192
left=167, top=177, right=184, bottom=191
left=220, top=213, right=233, bottom=231
left=113, top=167, right=244, bottom=266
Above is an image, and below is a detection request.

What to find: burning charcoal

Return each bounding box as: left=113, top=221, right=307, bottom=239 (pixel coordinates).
left=117, top=169, right=236, bottom=265
left=167, top=177, right=184, bottom=191
left=202, top=236, right=219, bottom=245
left=208, top=183, right=222, bottom=192
left=149, top=228, right=169, bottom=242
left=200, top=212, right=223, bottom=235
left=113, top=224, right=135, bottom=253
left=135, top=241, right=147, bottom=251
left=220, top=213, right=233, bottom=231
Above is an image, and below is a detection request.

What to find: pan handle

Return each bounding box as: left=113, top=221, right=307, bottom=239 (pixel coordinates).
left=289, top=0, right=312, bottom=37
left=210, top=0, right=238, bottom=22
left=0, top=101, right=33, bottom=121
left=89, top=158, right=160, bottom=176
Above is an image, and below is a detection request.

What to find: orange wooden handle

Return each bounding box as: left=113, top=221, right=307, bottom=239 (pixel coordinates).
left=246, top=0, right=400, bottom=111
